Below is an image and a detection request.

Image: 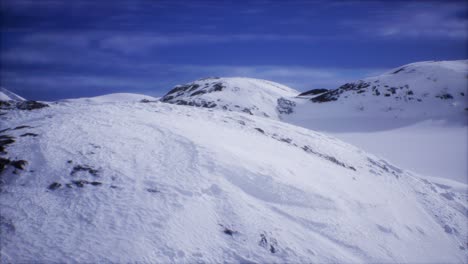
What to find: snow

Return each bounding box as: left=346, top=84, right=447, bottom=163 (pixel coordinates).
left=282, top=60, right=468, bottom=184
left=160, top=77, right=299, bottom=119
left=336, top=120, right=467, bottom=183
left=60, top=93, right=158, bottom=104
left=1, top=60, right=467, bottom=263
left=1, top=98, right=467, bottom=263
left=0, top=88, right=25, bottom=101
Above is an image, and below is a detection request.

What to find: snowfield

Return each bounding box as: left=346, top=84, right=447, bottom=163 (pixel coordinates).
left=1, top=97, right=467, bottom=263
left=282, top=60, right=468, bottom=183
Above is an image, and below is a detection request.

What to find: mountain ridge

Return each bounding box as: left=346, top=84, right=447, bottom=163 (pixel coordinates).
left=0, top=60, right=467, bottom=263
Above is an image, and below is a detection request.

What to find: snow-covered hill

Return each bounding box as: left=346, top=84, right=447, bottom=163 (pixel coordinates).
left=0, top=88, right=49, bottom=111
left=1, top=95, right=467, bottom=263
left=0, top=87, right=25, bottom=101
left=281, top=60, right=468, bottom=183
left=289, top=60, right=467, bottom=120
left=160, top=77, right=299, bottom=119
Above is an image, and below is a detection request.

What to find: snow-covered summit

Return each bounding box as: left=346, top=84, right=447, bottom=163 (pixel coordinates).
left=0, top=88, right=25, bottom=101
left=160, top=77, right=299, bottom=119
left=293, top=60, right=467, bottom=119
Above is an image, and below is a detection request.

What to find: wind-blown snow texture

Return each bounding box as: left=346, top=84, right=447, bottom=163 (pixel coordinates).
left=1, top=97, right=467, bottom=263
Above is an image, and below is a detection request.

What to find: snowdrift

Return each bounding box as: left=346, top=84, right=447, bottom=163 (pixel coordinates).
left=1, top=97, right=466, bottom=263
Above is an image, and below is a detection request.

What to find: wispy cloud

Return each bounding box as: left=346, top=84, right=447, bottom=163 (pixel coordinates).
left=1, top=59, right=387, bottom=100
left=98, top=33, right=318, bottom=54
left=4, top=31, right=323, bottom=55
left=344, top=2, right=468, bottom=39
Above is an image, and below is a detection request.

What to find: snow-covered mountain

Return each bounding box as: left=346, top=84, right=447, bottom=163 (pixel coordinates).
left=1, top=95, right=467, bottom=263
left=280, top=60, right=468, bottom=183
left=1, top=61, right=467, bottom=263
left=0, top=87, right=25, bottom=101
left=0, top=88, right=49, bottom=111
left=289, top=60, right=467, bottom=120
left=160, top=77, right=299, bottom=119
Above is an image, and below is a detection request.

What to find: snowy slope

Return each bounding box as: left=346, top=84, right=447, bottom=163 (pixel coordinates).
left=0, top=88, right=25, bottom=101
left=288, top=60, right=468, bottom=120
left=282, top=60, right=468, bottom=183
left=160, top=77, right=299, bottom=119
left=61, top=93, right=158, bottom=104
left=1, top=97, right=467, bottom=263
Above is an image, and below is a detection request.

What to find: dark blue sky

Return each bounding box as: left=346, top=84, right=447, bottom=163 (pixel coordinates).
left=1, top=0, right=467, bottom=100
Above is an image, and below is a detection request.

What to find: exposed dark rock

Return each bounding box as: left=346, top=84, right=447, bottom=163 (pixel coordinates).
left=13, top=125, right=33, bottom=130
left=1, top=101, right=49, bottom=111
left=223, top=227, right=235, bottom=236
left=20, top=133, right=38, bottom=137
left=0, top=135, right=13, bottom=140
left=17, top=101, right=49, bottom=110
left=0, top=157, right=10, bottom=172
left=298, top=88, right=328, bottom=96
left=279, top=138, right=292, bottom=143
left=212, top=83, right=224, bottom=92
left=309, top=81, right=376, bottom=103
left=161, top=95, right=173, bottom=101
left=242, top=108, right=253, bottom=115
left=259, top=234, right=278, bottom=253
left=0, top=138, right=15, bottom=153
left=190, top=90, right=206, bottom=96
left=188, top=84, right=200, bottom=92
left=90, top=181, right=102, bottom=186
left=277, top=98, right=296, bottom=114
left=164, top=85, right=192, bottom=97
left=140, top=99, right=155, bottom=103
left=259, top=234, right=268, bottom=247
left=72, top=180, right=89, bottom=188
left=392, top=67, right=406, bottom=74
left=48, top=182, right=62, bottom=190
left=71, top=165, right=99, bottom=177
left=303, top=145, right=356, bottom=171
left=310, top=93, right=339, bottom=103
left=436, top=93, right=454, bottom=100
left=0, top=101, right=13, bottom=109
left=254, top=128, right=265, bottom=134
left=146, top=188, right=159, bottom=193
left=10, top=160, right=27, bottom=170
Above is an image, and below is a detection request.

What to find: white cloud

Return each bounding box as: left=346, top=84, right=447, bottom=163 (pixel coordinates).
left=97, top=33, right=317, bottom=54
left=344, top=2, right=468, bottom=40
